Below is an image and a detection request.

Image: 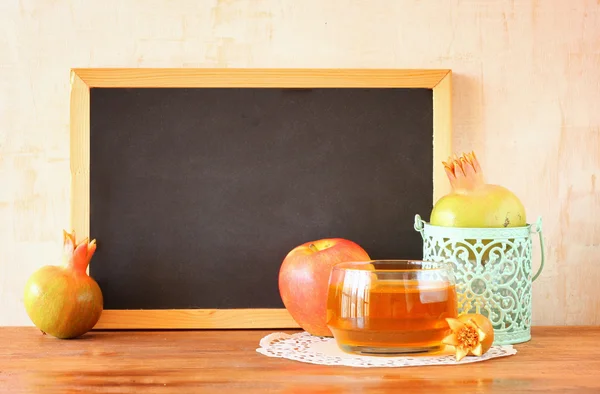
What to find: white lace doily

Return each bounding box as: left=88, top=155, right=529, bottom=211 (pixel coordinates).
left=256, top=331, right=517, bottom=368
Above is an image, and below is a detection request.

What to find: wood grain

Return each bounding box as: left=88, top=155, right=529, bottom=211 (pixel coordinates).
left=0, top=326, right=599, bottom=393
left=432, top=71, right=453, bottom=202
left=69, top=71, right=91, bottom=243
left=95, top=309, right=300, bottom=329
left=69, top=68, right=452, bottom=330
left=72, top=68, right=450, bottom=88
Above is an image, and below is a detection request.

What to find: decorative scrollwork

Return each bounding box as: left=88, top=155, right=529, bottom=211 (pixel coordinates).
left=414, top=215, right=544, bottom=346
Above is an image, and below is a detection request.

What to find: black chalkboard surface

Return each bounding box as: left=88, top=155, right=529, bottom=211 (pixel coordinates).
left=89, top=87, right=433, bottom=312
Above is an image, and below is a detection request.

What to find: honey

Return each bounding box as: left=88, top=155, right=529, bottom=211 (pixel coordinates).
left=326, top=280, right=457, bottom=354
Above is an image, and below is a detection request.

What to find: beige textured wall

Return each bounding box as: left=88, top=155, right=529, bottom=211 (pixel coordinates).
left=1, top=0, right=599, bottom=326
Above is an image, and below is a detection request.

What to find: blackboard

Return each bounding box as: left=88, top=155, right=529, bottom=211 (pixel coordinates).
left=70, top=68, right=452, bottom=329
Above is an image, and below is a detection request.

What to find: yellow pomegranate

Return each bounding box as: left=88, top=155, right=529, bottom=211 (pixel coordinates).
left=430, top=151, right=526, bottom=228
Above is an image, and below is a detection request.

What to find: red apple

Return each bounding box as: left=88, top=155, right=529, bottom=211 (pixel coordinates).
left=278, top=238, right=371, bottom=337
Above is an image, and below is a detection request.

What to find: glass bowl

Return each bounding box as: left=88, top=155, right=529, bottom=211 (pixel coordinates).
left=326, top=260, right=457, bottom=355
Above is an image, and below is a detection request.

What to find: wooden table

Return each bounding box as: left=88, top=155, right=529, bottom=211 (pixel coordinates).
left=1, top=326, right=598, bottom=393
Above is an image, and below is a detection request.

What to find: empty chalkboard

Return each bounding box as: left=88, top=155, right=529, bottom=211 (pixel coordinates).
left=69, top=68, right=452, bottom=329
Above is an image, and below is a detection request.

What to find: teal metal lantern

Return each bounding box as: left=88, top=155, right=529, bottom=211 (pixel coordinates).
left=414, top=214, right=545, bottom=345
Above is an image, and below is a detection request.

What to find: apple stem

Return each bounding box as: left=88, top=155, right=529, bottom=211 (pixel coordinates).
left=309, top=243, right=319, bottom=253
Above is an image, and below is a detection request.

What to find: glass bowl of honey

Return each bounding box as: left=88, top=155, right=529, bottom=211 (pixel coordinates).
left=326, top=260, right=457, bottom=356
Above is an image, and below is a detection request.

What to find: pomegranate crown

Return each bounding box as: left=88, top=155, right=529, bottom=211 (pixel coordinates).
left=63, top=230, right=97, bottom=272
left=442, top=151, right=485, bottom=191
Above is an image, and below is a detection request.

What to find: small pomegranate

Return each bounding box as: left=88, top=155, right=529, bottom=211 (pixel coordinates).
left=23, top=230, right=103, bottom=339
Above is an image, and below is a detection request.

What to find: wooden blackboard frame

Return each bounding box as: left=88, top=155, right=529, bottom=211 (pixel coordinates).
left=69, top=68, right=453, bottom=329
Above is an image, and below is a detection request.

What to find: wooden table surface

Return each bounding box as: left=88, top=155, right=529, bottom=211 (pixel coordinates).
left=1, top=326, right=599, bottom=393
